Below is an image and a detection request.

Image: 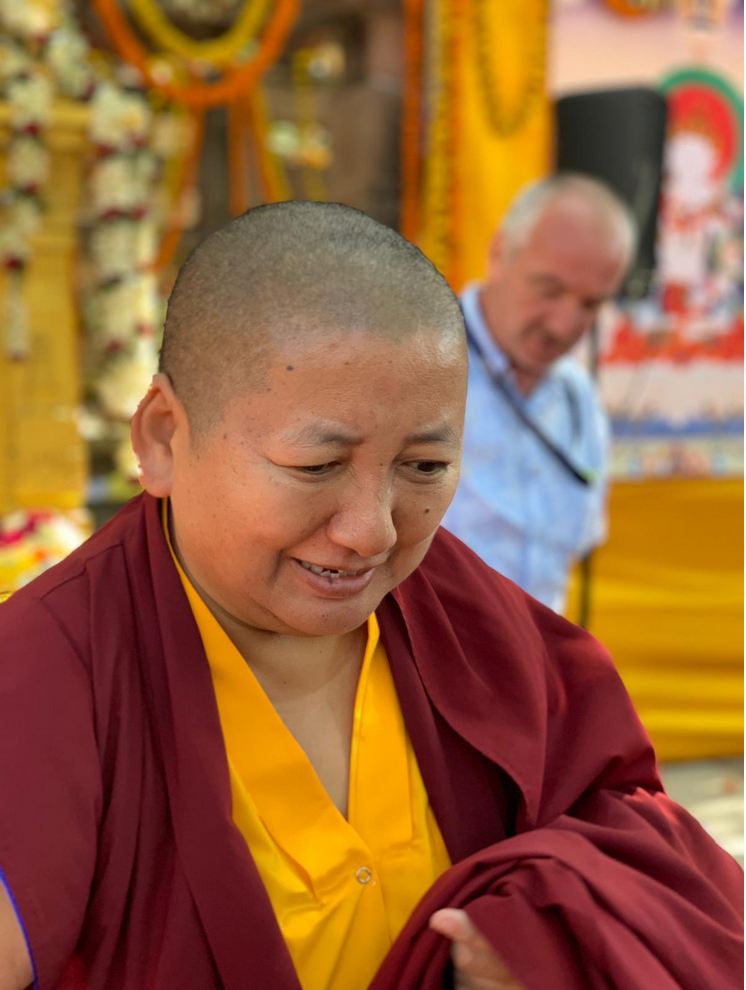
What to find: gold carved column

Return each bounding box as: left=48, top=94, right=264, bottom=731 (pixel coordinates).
left=0, top=99, right=89, bottom=514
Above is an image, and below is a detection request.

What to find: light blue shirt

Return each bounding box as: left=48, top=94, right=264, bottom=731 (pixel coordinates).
left=442, top=284, right=610, bottom=614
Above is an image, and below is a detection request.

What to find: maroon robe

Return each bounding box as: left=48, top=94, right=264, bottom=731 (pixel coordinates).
left=0, top=493, right=741, bottom=990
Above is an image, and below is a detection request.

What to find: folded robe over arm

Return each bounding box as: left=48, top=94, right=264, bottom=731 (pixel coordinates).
left=0, top=493, right=741, bottom=990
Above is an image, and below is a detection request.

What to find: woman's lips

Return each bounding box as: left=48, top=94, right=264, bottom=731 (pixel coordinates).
left=291, top=558, right=377, bottom=599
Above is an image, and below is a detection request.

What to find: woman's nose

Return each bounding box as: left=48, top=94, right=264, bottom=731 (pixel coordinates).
left=326, top=487, right=397, bottom=561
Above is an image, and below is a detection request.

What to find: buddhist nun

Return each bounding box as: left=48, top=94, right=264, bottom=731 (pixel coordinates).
left=0, top=203, right=742, bottom=990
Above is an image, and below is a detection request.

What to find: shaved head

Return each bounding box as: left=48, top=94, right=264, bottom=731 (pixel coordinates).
left=159, top=201, right=465, bottom=435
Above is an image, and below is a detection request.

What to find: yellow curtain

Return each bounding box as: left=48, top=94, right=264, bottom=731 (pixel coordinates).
left=567, top=478, right=744, bottom=762
left=406, top=0, right=550, bottom=291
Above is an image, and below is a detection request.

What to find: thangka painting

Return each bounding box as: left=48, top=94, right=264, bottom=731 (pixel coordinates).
left=597, top=67, right=743, bottom=479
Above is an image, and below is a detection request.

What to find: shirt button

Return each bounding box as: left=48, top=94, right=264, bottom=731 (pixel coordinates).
left=355, top=866, right=372, bottom=885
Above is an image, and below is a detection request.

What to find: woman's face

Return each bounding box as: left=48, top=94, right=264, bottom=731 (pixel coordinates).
left=163, top=329, right=466, bottom=638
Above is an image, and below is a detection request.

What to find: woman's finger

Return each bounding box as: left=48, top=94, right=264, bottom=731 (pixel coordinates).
left=429, top=908, right=498, bottom=956
left=429, top=909, right=522, bottom=986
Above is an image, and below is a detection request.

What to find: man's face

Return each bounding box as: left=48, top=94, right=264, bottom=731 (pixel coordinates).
left=482, top=199, right=629, bottom=378
left=166, top=329, right=466, bottom=638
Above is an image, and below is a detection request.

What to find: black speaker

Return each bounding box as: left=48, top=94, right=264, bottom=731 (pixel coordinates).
left=555, top=87, right=667, bottom=299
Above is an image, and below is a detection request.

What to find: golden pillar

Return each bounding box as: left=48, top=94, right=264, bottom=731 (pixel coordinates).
left=0, top=99, right=89, bottom=514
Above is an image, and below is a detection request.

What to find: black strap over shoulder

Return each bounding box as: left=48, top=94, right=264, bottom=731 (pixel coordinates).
left=460, top=300, right=595, bottom=487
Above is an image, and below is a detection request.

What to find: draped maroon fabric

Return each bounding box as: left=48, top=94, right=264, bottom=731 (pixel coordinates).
left=0, top=493, right=741, bottom=990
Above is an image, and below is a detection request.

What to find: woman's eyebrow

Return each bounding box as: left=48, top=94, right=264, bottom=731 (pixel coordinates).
left=278, top=423, right=364, bottom=447
left=403, top=425, right=461, bottom=446
left=277, top=423, right=461, bottom=447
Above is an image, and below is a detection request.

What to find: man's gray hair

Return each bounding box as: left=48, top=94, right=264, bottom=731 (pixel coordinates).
left=500, top=172, right=638, bottom=261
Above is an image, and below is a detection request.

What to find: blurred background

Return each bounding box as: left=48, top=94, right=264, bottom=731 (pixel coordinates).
left=0, top=0, right=742, bottom=859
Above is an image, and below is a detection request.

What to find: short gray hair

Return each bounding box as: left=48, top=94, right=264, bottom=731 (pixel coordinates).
left=500, top=172, right=638, bottom=262
left=160, top=201, right=466, bottom=435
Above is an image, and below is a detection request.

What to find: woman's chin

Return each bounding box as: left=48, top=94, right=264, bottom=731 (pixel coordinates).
left=275, top=600, right=376, bottom=639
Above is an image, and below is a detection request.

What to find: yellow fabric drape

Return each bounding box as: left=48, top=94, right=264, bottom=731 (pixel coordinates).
left=412, top=0, right=550, bottom=290
left=567, top=478, right=744, bottom=762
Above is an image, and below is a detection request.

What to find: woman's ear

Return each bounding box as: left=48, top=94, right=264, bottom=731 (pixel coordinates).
left=130, top=373, right=182, bottom=498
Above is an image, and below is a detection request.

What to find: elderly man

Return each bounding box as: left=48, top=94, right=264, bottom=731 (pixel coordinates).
left=443, top=174, right=634, bottom=614
left=0, top=203, right=741, bottom=990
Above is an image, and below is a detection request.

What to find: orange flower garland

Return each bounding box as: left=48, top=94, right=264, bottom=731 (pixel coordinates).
left=420, top=0, right=456, bottom=281
left=153, top=108, right=206, bottom=274
left=471, top=0, right=547, bottom=137
left=227, top=95, right=252, bottom=215
left=400, top=0, right=425, bottom=241
left=445, top=0, right=464, bottom=290
left=245, top=86, right=292, bottom=204
left=92, top=0, right=300, bottom=110
left=128, top=0, right=272, bottom=68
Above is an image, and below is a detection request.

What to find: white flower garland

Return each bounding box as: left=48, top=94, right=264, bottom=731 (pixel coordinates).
left=0, top=31, right=53, bottom=358
left=0, top=0, right=169, bottom=480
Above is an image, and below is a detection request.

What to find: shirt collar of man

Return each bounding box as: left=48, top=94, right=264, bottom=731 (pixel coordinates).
left=460, top=282, right=511, bottom=379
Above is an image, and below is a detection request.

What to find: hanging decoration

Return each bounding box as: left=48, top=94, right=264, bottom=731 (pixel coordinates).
left=400, top=0, right=426, bottom=241
left=92, top=0, right=300, bottom=110
left=152, top=106, right=205, bottom=272
left=158, top=0, right=246, bottom=24
left=290, top=47, right=332, bottom=201
left=0, top=0, right=177, bottom=500
left=246, top=85, right=292, bottom=203
left=0, top=18, right=54, bottom=360
left=85, top=81, right=160, bottom=353
left=418, top=0, right=456, bottom=279
left=227, top=91, right=252, bottom=214
left=127, top=0, right=271, bottom=68
left=1, top=0, right=300, bottom=517
left=0, top=72, right=53, bottom=360
left=92, top=0, right=301, bottom=260
left=82, top=79, right=164, bottom=487
left=401, top=0, right=551, bottom=290
left=471, top=0, right=547, bottom=137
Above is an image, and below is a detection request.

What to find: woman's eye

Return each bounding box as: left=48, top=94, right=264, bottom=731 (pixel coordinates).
left=297, top=462, right=338, bottom=475
left=409, top=461, right=448, bottom=476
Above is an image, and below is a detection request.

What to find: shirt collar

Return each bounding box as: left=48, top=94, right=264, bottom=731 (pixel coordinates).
left=460, top=282, right=510, bottom=378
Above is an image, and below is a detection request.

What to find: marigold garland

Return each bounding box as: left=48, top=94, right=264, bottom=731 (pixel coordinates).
left=128, top=0, right=271, bottom=68
left=402, top=0, right=549, bottom=289
left=471, top=0, right=547, bottom=137
left=153, top=107, right=205, bottom=272
left=445, top=0, right=463, bottom=289
left=291, top=48, right=328, bottom=202
left=400, top=0, right=425, bottom=241
left=421, top=0, right=455, bottom=280
left=245, top=85, right=291, bottom=203
left=92, top=0, right=300, bottom=109
left=227, top=94, right=252, bottom=215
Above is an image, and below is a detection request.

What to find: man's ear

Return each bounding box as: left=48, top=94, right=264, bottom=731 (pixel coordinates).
left=130, top=373, right=183, bottom=498
left=485, top=230, right=507, bottom=281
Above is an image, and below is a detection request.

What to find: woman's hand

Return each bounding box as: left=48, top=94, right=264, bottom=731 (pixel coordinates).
left=429, top=908, right=528, bottom=990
